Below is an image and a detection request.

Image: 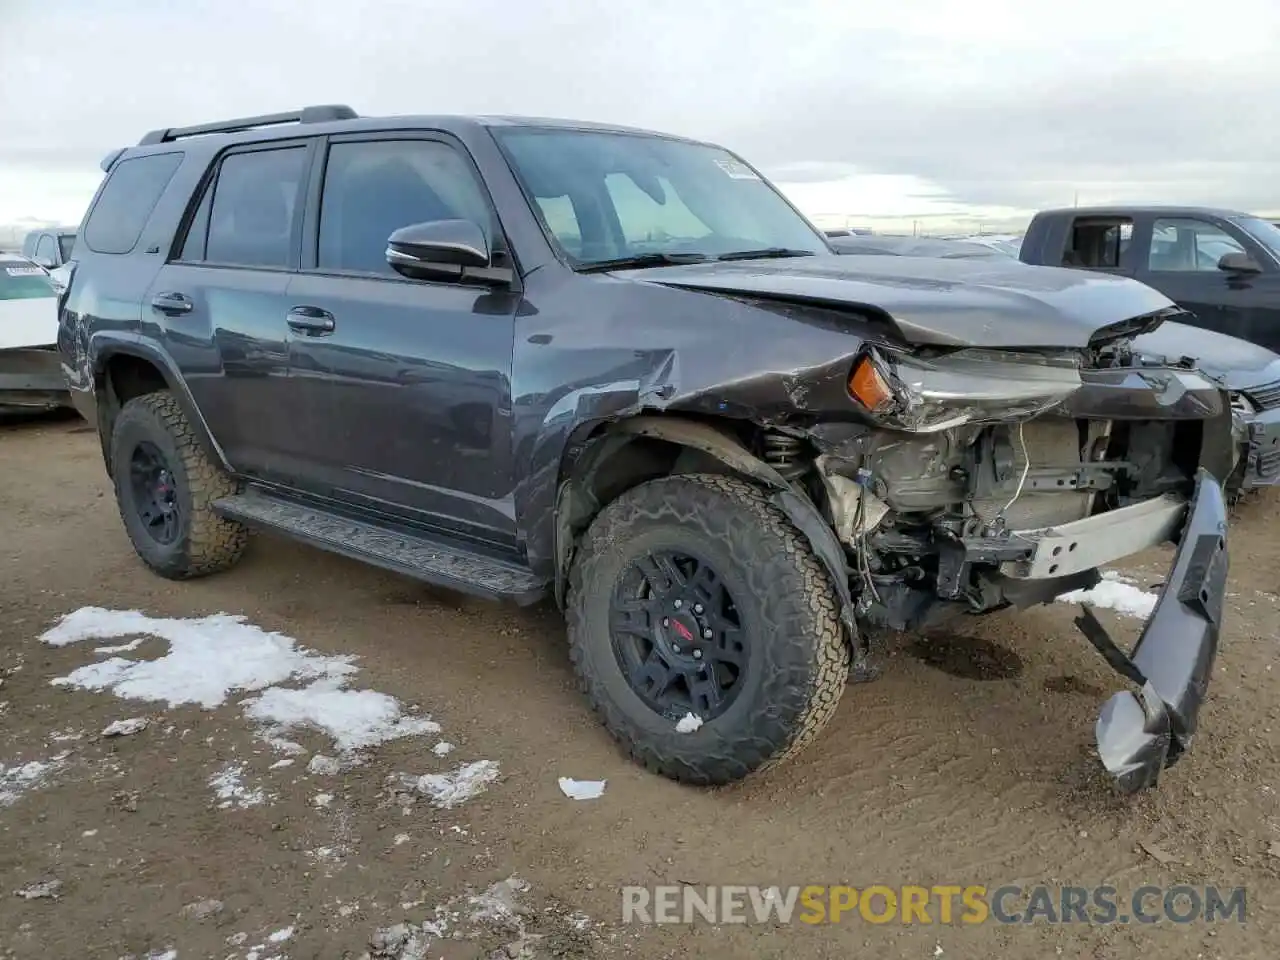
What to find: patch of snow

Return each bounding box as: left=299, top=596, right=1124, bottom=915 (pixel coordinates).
left=101, top=717, right=148, bottom=737
left=142, top=950, right=177, bottom=960
left=432, top=741, right=455, bottom=757
left=675, top=712, right=703, bottom=733
left=268, top=758, right=294, bottom=770
left=557, top=777, right=606, bottom=800
left=48, top=730, right=83, bottom=742
left=1, top=757, right=66, bottom=808
left=13, top=879, right=62, bottom=900
left=393, top=832, right=411, bottom=846
left=209, top=763, right=267, bottom=809
left=1056, top=571, right=1159, bottom=620
left=44, top=608, right=356, bottom=708
left=468, top=876, right=530, bottom=925
left=263, top=736, right=305, bottom=756
left=312, top=793, right=333, bottom=808
left=94, top=637, right=148, bottom=654
left=42, top=608, right=442, bottom=760
left=398, top=760, right=500, bottom=809
left=243, top=677, right=440, bottom=754
left=267, top=925, right=294, bottom=943
left=306, top=753, right=343, bottom=776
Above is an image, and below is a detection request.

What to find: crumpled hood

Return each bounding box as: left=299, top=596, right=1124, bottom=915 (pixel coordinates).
left=616, top=254, right=1178, bottom=349
left=1132, top=321, right=1280, bottom=390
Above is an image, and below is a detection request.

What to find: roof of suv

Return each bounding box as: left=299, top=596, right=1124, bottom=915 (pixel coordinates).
left=118, top=104, right=710, bottom=168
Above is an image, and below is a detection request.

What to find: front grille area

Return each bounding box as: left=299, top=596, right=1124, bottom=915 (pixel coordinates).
left=1242, top=379, right=1280, bottom=411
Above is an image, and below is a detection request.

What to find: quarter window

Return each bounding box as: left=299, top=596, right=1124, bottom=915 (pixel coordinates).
left=82, top=152, right=183, bottom=255
left=317, top=139, right=492, bottom=276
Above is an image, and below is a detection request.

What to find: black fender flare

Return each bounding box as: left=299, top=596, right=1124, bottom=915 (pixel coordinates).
left=91, top=336, right=232, bottom=476
left=554, top=415, right=857, bottom=642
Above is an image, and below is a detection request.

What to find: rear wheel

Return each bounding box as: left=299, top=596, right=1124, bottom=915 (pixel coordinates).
left=110, top=391, right=247, bottom=579
left=567, top=473, right=849, bottom=785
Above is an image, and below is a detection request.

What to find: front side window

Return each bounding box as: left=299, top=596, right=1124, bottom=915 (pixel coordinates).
left=1148, top=218, right=1246, bottom=272
left=492, top=127, right=828, bottom=266
left=1234, top=216, right=1280, bottom=261
left=203, top=147, right=308, bottom=269
left=317, top=139, right=492, bottom=276
left=82, top=152, right=183, bottom=255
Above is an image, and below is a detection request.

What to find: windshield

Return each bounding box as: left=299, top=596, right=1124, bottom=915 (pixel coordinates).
left=0, top=263, right=55, bottom=300
left=1234, top=217, right=1280, bottom=258
left=491, top=127, right=830, bottom=266
left=58, top=233, right=76, bottom=261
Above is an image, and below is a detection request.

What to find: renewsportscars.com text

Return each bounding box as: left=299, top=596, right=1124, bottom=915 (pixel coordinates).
left=622, top=884, right=1247, bottom=926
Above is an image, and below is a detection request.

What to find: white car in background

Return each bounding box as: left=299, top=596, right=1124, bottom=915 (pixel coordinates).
left=0, top=253, right=72, bottom=415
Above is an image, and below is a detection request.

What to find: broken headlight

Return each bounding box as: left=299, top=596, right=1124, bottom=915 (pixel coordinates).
left=847, top=347, right=1085, bottom=433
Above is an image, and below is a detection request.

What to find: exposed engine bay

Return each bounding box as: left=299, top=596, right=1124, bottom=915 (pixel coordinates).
left=747, top=340, right=1235, bottom=634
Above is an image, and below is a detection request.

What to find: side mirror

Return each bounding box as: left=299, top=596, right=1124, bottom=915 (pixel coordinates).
left=1218, top=251, right=1262, bottom=274
left=386, top=220, right=490, bottom=280
left=33, top=256, right=55, bottom=270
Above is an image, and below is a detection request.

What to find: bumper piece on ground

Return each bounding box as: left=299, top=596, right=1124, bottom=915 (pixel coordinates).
left=1083, top=468, right=1228, bottom=793
left=0, top=347, right=71, bottom=414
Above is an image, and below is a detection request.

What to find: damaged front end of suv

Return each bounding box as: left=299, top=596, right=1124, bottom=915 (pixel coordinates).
left=797, top=336, right=1230, bottom=792
left=560, top=256, right=1233, bottom=795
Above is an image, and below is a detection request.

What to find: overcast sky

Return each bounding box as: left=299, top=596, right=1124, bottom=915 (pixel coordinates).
left=2, top=0, right=1279, bottom=229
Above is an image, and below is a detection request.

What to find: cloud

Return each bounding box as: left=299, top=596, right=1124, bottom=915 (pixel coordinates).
left=1, top=0, right=1278, bottom=225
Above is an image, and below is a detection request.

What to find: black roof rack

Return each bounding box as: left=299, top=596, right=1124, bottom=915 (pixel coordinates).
left=137, top=104, right=358, bottom=146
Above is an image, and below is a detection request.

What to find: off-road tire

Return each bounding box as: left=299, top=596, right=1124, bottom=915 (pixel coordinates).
left=566, top=473, right=849, bottom=785
left=110, top=391, right=248, bottom=579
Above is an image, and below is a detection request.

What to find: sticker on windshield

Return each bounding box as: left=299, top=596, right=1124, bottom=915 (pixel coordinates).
left=4, top=267, right=44, bottom=277
left=713, top=159, right=761, bottom=181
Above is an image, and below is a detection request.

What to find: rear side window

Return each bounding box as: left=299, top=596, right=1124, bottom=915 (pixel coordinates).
left=1064, top=217, right=1132, bottom=269
left=200, top=147, right=307, bottom=269
left=82, top=152, right=184, bottom=255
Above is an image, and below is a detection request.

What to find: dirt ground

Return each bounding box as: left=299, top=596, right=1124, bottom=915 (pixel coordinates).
left=3, top=413, right=1280, bottom=960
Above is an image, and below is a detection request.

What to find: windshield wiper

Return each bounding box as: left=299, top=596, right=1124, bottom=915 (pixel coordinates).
left=716, top=247, right=817, bottom=261
left=576, top=252, right=711, bottom=273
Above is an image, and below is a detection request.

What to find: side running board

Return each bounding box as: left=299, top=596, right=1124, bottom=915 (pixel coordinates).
left=213, top=488, right=546, bottom=605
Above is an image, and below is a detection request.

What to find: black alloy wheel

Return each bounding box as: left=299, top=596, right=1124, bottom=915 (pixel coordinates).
left=610, top=549, right=749, bottom=722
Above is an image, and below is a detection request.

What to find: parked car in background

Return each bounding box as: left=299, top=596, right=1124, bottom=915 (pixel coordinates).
left=0, top=253, right=71, bottom=415
left=1019, top=208, right=1280, bottom=497
left=1020, top=206, right=1280, bottom=350
left=21, top=227, right=77, bottom=270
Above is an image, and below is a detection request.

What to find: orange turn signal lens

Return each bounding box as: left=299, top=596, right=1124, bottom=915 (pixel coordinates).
left=848, top=355, right=895, bottom=413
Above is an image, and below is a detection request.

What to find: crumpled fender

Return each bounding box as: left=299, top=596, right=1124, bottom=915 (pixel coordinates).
left=545, top=414, right=858, bottom=646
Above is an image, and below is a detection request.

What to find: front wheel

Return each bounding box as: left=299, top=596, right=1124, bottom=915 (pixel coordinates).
left=566, top=473, right=849, bottom=785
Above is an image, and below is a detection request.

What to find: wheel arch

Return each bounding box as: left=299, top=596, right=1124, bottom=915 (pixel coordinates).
left=92, top=341, right=230, bottom=477
left=550, top=414, right=856, bottom=633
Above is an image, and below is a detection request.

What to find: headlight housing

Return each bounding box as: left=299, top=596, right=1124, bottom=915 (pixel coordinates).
left=847, top=347, right=1085, bottom=433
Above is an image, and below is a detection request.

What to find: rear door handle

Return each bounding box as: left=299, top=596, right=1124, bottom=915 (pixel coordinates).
left=287, top=306, right=336, bottom=335
left=150, top=291, right=193, bottom=315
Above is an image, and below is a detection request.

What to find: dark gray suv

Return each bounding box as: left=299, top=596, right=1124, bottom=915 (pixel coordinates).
left=57, top=104, right=1232, bottom=793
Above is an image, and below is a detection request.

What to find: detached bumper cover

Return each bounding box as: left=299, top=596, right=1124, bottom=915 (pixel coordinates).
left=0, top=346, right=71, bottom=411
left=1084, top=468, right=1228, bottom=792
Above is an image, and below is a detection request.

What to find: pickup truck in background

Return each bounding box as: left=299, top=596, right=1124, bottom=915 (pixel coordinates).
left=1020, top=205, right=1280, bottom=496
left=1020, top=205, right=1280, bottom=351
